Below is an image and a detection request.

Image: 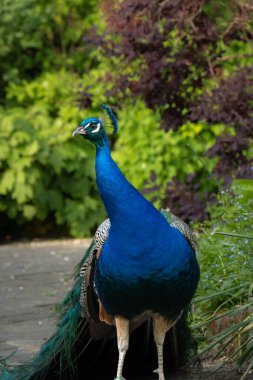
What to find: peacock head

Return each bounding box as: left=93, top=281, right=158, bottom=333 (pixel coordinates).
left=72, top=104, right=118, bottom=148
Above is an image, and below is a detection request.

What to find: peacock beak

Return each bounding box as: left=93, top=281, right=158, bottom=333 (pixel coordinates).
left=72, top=126, right=87, bottom=137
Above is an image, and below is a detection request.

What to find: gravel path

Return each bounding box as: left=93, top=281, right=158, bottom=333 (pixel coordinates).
left=0, top=241, right=249, bottom=379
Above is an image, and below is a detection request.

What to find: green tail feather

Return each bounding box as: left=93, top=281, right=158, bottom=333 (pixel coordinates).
left=168, top=308, right=200, bottom=369
left=0, top=242, right=94, bottom=380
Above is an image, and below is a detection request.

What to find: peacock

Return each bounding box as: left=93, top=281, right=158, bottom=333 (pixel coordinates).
left=1, top=104, right=200, bottom=380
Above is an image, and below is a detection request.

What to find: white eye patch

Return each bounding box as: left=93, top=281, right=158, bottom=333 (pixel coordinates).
left=91, top=123, right=101, bottom=133
left=84, top=123, right=90, bottom=130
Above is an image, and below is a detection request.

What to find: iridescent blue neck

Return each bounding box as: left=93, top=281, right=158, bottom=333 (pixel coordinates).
left=95, top=143, right=129, bottom=221
left=95, top=141, right=158, bottom=228
left=93, top=129, right=111, bottom=150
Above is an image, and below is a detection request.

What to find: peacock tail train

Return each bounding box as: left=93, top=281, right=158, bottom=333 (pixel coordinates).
left=1, top=212, right=199, bottom=380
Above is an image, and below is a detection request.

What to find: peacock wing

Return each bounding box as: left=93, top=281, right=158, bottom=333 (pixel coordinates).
left=160, top=208, right=198, bottom=251
left=79, top=219, right=115, bottom=339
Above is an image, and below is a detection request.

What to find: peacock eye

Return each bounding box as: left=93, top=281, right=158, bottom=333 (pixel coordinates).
left=91, top=122, right=101, bottom=133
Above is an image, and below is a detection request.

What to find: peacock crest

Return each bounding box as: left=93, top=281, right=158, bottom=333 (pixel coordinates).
left=99, top=103, right=118, bottom=135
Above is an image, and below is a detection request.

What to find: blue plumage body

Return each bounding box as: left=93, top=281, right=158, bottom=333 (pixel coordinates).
left=94, top=139, right=200, bottom=320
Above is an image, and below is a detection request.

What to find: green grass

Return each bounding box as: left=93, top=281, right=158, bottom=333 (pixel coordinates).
left=193, top=179, right=253, bottom=378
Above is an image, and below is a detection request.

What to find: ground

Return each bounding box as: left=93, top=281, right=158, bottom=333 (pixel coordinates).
left=0, top=241, right=250, bottom=379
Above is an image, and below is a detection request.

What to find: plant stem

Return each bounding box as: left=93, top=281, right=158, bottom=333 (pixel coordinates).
left=214, top=232, right=253, bottom=240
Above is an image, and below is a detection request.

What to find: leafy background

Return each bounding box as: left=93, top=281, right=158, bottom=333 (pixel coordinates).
left=0, top=0, right=253, bottom=375
left=1, top=0, right=252, bottom=239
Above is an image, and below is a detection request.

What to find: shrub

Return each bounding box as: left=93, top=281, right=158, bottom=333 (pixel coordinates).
left=85, top=0, right=253, bottom=220
left=0, top=72, right=106, bottom=237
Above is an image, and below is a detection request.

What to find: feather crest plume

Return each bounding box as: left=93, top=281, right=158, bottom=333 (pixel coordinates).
left=99, top=104, right=118, bottom=135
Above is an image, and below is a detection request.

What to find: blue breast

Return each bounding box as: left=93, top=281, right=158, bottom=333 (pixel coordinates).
left=94, top=145, right=200, bottom=319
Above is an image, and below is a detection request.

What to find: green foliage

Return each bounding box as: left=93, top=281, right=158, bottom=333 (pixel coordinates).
left=93, top=0, right=253, bottom=221
left=0, top=0, right=98, bottom=87
left=0, top=0, right=110, bottom=238
left=0, top=71, right=106, bottom=237
left=194, top=179, right=253, bottom=374
left=1, top=0, right=253, bottom=239
left=113, top=100, right=226, bottom=205
left=196, top=179, right=253, bottom=304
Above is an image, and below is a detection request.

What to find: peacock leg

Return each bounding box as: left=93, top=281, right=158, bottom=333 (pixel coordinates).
left=99, top=301, right=115, bottom=325
left=152, top=314, right=172, bottom=380
left=114, top=316, right=129, bottom=380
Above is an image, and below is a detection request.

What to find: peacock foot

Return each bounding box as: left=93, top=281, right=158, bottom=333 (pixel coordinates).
left=153, top=368, right=165, bottom=380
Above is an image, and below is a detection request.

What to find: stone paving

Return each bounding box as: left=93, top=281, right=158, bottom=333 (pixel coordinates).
left=0, top=241, right=247, bottom=379
left=0, top=239, right=88, bottom=363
